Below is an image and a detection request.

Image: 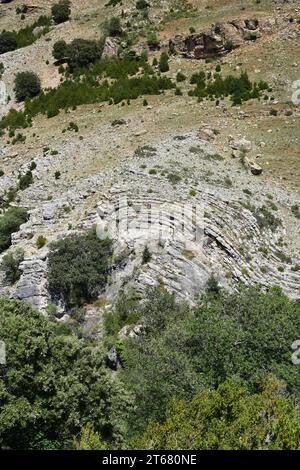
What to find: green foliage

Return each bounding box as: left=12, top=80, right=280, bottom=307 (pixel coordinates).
left=147, top=32, right=160, bottom=49
left=67, top=121, right=79, bottom=132
left=176, top=71, right=186, bottom=82
left=18, top=170, right=33, bottom=190
left=142, top=246, right=152, bottom=264
left=73, top=424, right=108, bottom=450
left=121, top=285, right=300, bottom=437
left=136, top=0, right=149, bottom=9
left=14, top=71, right=41, bottom=102
left=135, top=377, right=300, bottom=450
left=36, top=235, right=47, bottom=249
left=51, top=0, right=71, bottom=24
left=64, top=38, right=101, bottom=69
left=242, top=202, right=282, bottom=231
left=104, top=290, right=140, bottom=340
left=0, top=298, right=133, bottom=449
left=189, top=70, right=267, bottom=105
left=52, top=40, right=68, bottom=61
left=122, top=288, right=199, bottom=433
left=0, top=207, right=28, bottom=253
left=159, top=52, right=169, bottom=73
left=1, top=248, right=24, bottom=284
left=47, top=228, right=113, bottom=308
left=0, top=16, right=51, bottom=55
left=0, top=31, right=17, bottom=54
left=106, top=17, right=122, bottom=37
left=191, top=286, right=300, bottom=394
left=1, top=55, right=174, bottom=129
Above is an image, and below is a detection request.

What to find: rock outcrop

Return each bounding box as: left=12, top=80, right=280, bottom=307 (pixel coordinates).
left=170, top=19, right=262, bottom=59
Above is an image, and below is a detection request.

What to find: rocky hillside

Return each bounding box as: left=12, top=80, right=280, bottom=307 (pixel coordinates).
left=0, top=0, right=299, bottom=325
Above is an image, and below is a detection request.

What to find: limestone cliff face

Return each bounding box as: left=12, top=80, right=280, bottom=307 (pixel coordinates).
left=0, top=133, right=298, bottom=313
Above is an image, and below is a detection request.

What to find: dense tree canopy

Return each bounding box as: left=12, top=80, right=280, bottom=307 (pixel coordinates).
left=134, top=377, right=300, bottom=450
left=0, top=298, right=133, bottom=449
left=122, top=285, right=300, bottom=435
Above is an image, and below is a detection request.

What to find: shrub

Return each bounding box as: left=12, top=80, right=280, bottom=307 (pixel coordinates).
left=18, top=170, right=33, bottom=190
left=1, top=248, right=24, bottom=284
left=142, top=246, right=152, bottom=264
left=0, top=207, right=28, bottom=253
left=67, top=121, right=79, bottom=132
left=107, top=17, right=122, bottom=37
left=0, top=31, right=17, bottom=54
left=36, top=235, right=47, bottom=249
left=176, top=71, right=186, bottom=82
left=51, top=0, right=71, bottom=24
left=136, top=0, right=149, bottom=9
left=67, top=38, right=100, bottom=69
left=47, top=228, right=113, bottom=308
left=147, top=32, right=159, bottom=49
left=159, top=52, right=169, bottom=73
left=52, top=40, right=68, bottom=61
left=14, top=71, right=41, bottom=102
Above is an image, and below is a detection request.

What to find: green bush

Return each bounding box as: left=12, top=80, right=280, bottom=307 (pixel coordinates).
left=18, top=170, right=33, bottom=190
left=107, top=17, right=122, bottom=37
left=0, top=31, right=17, bottom=54
left=52, top=40, right=68, bottom=61
left=0, top=207, right=28, bottom=253
left=159, top=52, right=169, bottom=73
left=142, top=246, right=152, bottom=264
left=51, top=0, right=71, bottom=24
left=14, top=71, right=41, bottom=102
left=147, top=32, right=159, bottom=49
left=136, top=0, right=149, bottom=9
left=67, top=38, right=100, bottom=69
left=36, top=235, right=47, bottom=249
left=176, top=71, right=186, bottom=82
left=1, top=248, right=24, bottom=284
left=1, top=56, right=174, bottom=129
left=47, top=228, right=113, bottom=308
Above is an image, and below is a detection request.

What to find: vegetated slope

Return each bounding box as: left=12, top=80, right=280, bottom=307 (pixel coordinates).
left=0, top=0, right=299, bottom=450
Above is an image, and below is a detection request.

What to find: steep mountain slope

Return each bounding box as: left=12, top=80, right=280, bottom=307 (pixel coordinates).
left=0, top=0, right=299, bottom=318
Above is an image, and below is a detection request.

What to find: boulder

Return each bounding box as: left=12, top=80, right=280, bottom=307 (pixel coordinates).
left=244, top=157, right=263, bottom=175
left=231, top=137, right=252, bottom=152
left=102, top=37, right=118, bottom=58
left=197, top=127, right=216, bottom=142
left=249, top=162, right=263, bottom=175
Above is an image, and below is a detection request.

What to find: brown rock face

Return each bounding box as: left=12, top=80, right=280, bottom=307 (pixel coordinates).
left=170, top=19, right=261, bottom=59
